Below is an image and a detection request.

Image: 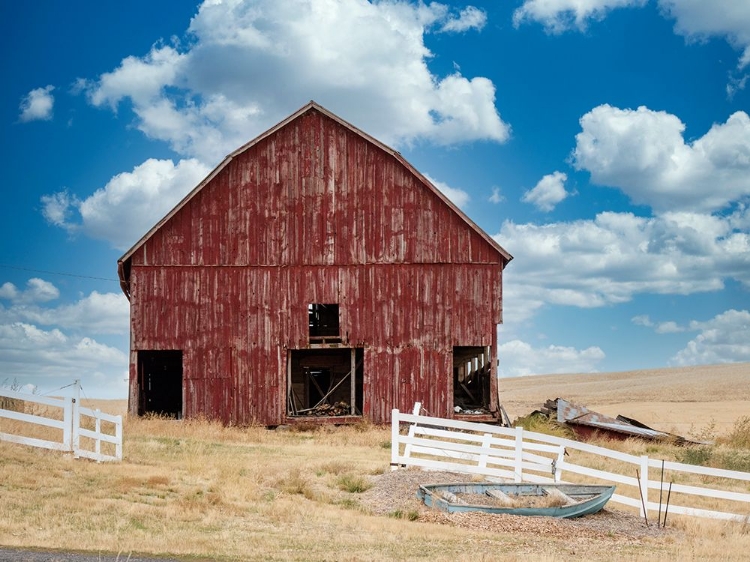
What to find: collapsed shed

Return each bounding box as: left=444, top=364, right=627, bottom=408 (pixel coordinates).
left=117, top=101, right=512, bottom=426
left=543, top=398, right=701, bottom=445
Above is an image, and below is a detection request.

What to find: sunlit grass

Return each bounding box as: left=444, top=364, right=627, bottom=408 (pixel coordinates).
left=1, top=400, right=749, bottom=561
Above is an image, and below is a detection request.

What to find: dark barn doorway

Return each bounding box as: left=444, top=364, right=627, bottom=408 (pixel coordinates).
left=137, top=350, right=183, bottom=418
left=453, top=346, right=491, bottom=413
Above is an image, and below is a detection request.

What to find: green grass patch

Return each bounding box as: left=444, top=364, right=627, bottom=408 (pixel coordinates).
left=725, top=416, right=750, bottom=449
left=336, top=473, right=372, bottom=493
left=677, top=445, right=714, bottom=467
left=713, top=449, right=750, bottom=472
left=513, top=413, right=574, bottom=439
left=388, top=509, right=419, bottom=521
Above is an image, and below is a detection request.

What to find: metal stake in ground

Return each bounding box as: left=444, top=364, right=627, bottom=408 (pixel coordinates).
left=636, top=469, right=649, bottom=527
left=663, top=482, right=673, bottom=528
left=658, top=459, right=665, bottom=527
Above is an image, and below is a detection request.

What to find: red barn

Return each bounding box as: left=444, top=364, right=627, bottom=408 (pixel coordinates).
left=117, top=101, right=512, bottom=426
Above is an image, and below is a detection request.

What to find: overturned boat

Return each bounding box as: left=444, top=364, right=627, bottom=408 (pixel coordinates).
left=417, top=482, right=615, bottom=518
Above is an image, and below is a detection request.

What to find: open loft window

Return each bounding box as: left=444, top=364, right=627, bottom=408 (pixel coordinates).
left=308, top=303, right=341, bottom=343
left=287, top=348, right=363, bottom=417
left=453, top=346, right=491, bottom=414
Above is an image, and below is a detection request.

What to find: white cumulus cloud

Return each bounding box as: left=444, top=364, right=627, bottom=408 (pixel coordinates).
left=0, top=290, right=129, bottom=335
left=18, top=85, right=55, bottom=122
left=513, top=0, right=646, bottom=33
left=659, top=0, right=750, bottom=69
left=514, top=0, right=750, bottom=69
left=573, top=105, right=750, bottom=213
left=489, top=186, right=504, bottom=204
left=521, top=171, right=569, bottom=212
left=631, top=315, right=685, bottom=333
left=50, top=0, right=509, bottom=252
left=423, top=174, right=470, bottom=209
left=87, top=45, right=187, bottom=109
left=0, top=281, right=129, bottom=396
left=0, top=322, right=128, bottom=398
left=497, top=339, right=605, bottom=377
left=439, top=6, right=487, bottom=33
left=81, top=0, right=508, bottom=164
left=655, top=321, right=683, bottom=334
left=42, top=158, right=210, bottom=251
left=0, top=278, right=60, bottom=304
left=671, top=309, right=750, bottom=365
left=0, top=277, right=127, bottom=345
left=494, top=208, right=750, bottom=322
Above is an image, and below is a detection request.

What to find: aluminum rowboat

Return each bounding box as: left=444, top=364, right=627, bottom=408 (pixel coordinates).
left=417, top=482, right=615, bottom=518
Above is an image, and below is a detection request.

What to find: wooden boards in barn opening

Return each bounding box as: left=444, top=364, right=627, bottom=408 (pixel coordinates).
left=287, top=347, right=363, bottom=417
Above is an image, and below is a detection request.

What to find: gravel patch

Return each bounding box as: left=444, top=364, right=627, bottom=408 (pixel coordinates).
left=360, top=468, right=678, bottom=544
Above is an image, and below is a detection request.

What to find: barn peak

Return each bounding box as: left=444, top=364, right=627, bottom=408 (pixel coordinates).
left=119, top=101, right=512, bottom=272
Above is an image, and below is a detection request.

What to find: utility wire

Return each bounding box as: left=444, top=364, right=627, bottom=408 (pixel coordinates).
left=0, top=263, right=118, bottom=282
left=40, top=381, right=80, bottom=396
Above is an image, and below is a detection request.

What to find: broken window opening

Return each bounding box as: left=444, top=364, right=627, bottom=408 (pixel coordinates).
left=137, top=350, right=183, bottom=418
left=308, top=303, right=341, bottom=343
left=453, top=346, right=491, bottom=414
left=288, top=348, right=363, bottom=417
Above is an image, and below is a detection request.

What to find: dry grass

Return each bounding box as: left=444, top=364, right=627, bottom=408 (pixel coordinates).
left=553, top=435, right=750, bottom=519
left=1, top=363, right=750, bottom=560
left=499, top=362, right=750, bottom=437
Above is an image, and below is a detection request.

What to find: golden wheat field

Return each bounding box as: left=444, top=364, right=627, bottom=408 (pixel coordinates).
left=499, top=362, right=750, bottom=437
left=0, top=363, right=749, bottom=561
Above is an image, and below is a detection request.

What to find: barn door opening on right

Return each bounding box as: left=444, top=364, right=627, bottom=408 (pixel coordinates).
left=452, top=346, right=491, bottom=413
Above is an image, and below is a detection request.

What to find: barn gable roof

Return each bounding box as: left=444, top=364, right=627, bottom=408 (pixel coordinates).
left=118, top=101, right=512, bottom=277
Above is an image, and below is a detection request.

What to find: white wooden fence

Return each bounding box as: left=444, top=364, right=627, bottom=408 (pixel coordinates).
left=391, top=406, right=750, bottom=523
left=0, top=380, right=122, bottom=462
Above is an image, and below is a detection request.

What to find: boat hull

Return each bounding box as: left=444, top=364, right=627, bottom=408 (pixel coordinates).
left=417, top=483, right=615, bottom=518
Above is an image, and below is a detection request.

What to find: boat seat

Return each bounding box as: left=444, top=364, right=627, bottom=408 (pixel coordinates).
left=440, top=491, right=465, bottom=504
left=543, top=487, right=575, bottom=505
left=485, top=489, right=515, bottom=506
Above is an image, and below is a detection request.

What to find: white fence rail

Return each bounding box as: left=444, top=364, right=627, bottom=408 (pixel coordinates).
left=391, top=407, right=750, bottom=523
left=0, top=380, right=122, bottom=462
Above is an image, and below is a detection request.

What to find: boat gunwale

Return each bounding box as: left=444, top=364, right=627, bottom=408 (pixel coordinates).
left=416, top=482, right=616, bottom=518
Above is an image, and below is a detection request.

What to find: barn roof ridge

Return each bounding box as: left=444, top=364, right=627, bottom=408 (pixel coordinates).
left=118, top=100, right=512, bottom=270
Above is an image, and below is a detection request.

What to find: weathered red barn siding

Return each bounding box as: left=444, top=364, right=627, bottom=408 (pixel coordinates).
left=123, top=105, right=508, bottom=425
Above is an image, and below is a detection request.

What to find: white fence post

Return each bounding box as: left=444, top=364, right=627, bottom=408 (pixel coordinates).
left=72, top=379, right=81, bottom=458
left=63, top=396, right=73, bottom=451
left=115, top=416, right=123, bottom=461
left=391, top=408, right=400, bottom=470
left=640, top=455, right=649, bottom=518
left=402, top=402, right=421, bottom=461
left=514, top=426, right=524, bottom=482
left=94, top=409, right=102, bottom=459
left=478, top=433, right=492, bottom=469
left=554, top=445, right=565, bottom=483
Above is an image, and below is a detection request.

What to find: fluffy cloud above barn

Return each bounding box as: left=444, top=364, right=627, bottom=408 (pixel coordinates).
left=81, top=0, right=508, bottom=162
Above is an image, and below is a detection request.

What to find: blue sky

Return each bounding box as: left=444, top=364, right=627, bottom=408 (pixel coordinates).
left=1, top=0, right=748, bottom=398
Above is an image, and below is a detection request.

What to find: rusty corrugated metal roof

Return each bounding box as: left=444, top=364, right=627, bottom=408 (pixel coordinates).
left=555, top=398, right=673, bottom=440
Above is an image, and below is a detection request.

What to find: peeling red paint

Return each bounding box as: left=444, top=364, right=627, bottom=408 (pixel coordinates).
left=120, top=102, right=511, bottom=426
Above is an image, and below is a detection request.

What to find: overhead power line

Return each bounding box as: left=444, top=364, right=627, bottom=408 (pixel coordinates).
left=0, top=263, right=119, bottom=282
